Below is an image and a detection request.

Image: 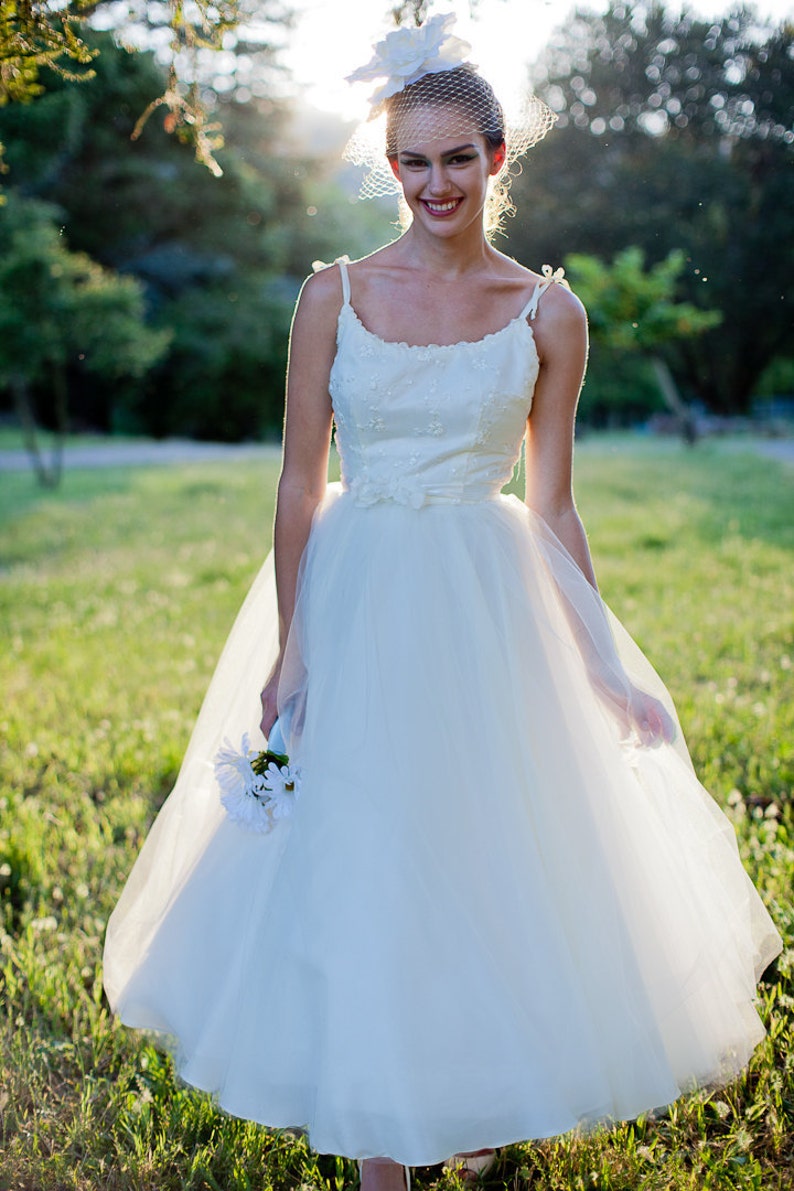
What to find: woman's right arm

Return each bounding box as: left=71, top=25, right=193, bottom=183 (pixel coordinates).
left=260, top=267, right=340, bottom=735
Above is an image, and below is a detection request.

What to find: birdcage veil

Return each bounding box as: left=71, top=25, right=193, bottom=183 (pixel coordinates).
left=343, top=12, right=556, bottom=203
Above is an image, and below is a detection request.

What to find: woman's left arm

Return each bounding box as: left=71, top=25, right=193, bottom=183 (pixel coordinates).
left=524, top=282, right=595, bottom=587
left=526, top=283, right=676, bottom=746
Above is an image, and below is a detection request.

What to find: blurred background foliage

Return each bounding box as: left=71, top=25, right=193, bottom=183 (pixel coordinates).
left=0, top=191, right=171, bottom=484
left=0, top=24, right=388, bottom=445
left=0, top=1, right=792, bottom=454
left=0, top=0, right=289, bottom=171
left=509, top=2, right=794, bottom=422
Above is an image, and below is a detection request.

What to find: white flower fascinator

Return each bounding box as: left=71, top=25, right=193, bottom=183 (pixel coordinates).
left=346, top=12, right=474, bottom=111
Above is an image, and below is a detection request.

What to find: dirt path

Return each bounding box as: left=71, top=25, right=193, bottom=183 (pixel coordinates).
left=0, top=439, right=282, bottom=473
left=753, top=440, right=794, bottom=465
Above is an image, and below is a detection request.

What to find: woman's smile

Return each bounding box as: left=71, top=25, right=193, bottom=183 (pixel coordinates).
left=420, top=197, right=464, bottom=217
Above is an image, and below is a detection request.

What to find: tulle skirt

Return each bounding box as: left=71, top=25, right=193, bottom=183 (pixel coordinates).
left=103, top=484, right=782, bottom=1166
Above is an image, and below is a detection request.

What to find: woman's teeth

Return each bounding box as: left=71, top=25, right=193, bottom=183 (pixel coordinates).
left=424, top=199, right=461, bottom=214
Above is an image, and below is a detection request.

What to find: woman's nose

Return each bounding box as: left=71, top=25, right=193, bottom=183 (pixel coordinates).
left=427, top=165, right=452, bottom=194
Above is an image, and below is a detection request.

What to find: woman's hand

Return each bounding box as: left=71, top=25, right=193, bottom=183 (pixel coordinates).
left=624, top=684, right=677, bottom=748
left=593, top=672, right=676, bottom=748
left=259, top=656, right=283, bottom=739
left=609, top=681, right=676, bottom=743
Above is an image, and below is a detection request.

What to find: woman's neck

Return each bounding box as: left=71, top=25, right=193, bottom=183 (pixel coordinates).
left=397, top=220, right=495, bottom=279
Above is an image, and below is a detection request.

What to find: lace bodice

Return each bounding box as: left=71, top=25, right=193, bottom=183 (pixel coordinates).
left=328, top=258, right=559, bottom=508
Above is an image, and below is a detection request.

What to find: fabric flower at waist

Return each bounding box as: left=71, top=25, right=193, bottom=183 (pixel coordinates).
left=347, top=473, right=428, bottom=509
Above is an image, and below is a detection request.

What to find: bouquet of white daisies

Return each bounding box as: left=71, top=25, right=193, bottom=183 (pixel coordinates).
left=213, top=720, right=300, bottom=834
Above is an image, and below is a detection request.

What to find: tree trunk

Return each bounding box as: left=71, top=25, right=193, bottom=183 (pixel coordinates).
left=11, top=374, right=65, bottom=488
left=49, top=364, right=68, bottom=487
left=651, top=357, right=698, bottom=445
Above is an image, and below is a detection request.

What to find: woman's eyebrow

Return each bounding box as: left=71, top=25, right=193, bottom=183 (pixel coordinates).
left=399, top=143, right=478, bottom=159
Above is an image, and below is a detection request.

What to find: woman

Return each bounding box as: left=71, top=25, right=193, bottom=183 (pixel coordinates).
left=104, top=16, right=783, bottom=1191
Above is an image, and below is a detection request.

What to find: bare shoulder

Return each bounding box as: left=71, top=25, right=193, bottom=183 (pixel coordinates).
left=294, top=263, right=345, bottom=328
left=537, top=278, right=587, bottom=329
left=530, top=273, right=588, bottom=366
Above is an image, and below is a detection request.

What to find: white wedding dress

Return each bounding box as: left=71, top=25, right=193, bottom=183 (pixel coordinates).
left=104, top=258, right=782, bottom=1167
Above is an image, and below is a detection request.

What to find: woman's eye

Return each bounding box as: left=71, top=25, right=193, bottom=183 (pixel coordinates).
left=399, top=153, right=476, bottom=168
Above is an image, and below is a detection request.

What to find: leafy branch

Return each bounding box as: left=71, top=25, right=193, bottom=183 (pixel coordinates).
left=0, top=0, right=289, bottom=176
left=0, top=1, right=99, bottom=105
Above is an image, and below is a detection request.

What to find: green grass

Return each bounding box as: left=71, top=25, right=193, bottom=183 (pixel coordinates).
left=1, top=437, right=792, bottom=1190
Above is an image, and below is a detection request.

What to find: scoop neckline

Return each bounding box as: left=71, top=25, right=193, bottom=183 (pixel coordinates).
left=341, top=300, right=536, bottom=352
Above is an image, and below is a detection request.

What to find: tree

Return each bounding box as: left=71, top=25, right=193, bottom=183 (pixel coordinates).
left=0, top=34, right=387, bottom=441
left=119, top=274, right=294, bottom=441
left=564, top=247, right=722, bottom=430
left=507, top=3, right=794, bottom=414
left=0, top=32, right=302, bottom=275
left=0, top=194, right=169, bottom=485
left=0, top=0, right=292, bottom=174
left=566, top=247, right=722, bottom=351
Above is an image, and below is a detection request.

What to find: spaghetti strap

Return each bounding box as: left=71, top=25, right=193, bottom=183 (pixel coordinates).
left=336, top=255, right=351, bottom=306
left=520, top=265, right=569, bottom=321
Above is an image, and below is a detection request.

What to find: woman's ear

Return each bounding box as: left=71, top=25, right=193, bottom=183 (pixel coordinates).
left=489, top=141, right=507, bottom=175
left=388, top=155, right=401, bottom=182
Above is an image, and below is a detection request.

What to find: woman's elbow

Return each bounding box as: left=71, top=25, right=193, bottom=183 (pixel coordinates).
left=276, top=468, right=327, bottom=510
left=525, top=487, right=577, bottom=526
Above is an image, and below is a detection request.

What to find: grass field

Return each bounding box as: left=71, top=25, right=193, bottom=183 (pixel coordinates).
left=1, top=436, right=792, bottom=1190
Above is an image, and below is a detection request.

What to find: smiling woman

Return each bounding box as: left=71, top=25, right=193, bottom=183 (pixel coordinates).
left=104, top=12, right=783, bottom=1191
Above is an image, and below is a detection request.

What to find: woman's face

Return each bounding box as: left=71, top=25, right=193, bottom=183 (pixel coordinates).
left=388, top=111, right=505, bottom=237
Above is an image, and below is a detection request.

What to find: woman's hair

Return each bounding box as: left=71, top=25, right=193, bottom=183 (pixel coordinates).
left=383, top=66, right=514, bottom=240
left=384, top=66, right=506, bottom=155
